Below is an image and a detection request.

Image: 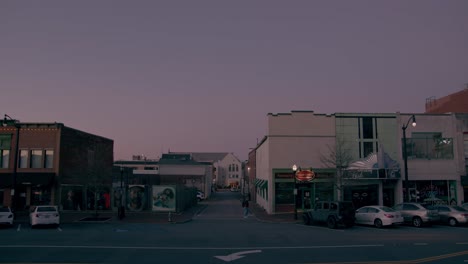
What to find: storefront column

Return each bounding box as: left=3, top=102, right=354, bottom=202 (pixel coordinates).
left=378, top=181, right=383, bottom=206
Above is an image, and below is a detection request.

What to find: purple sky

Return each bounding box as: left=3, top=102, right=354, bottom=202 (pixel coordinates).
left=1, top=1, right=467, bottom=162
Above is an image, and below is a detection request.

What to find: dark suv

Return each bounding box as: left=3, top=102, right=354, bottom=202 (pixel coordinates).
left=303, top=201, right=356, bottom=229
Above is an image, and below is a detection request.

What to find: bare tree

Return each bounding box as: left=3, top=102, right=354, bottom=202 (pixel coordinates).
left=320, top=137, right=355, bottom=200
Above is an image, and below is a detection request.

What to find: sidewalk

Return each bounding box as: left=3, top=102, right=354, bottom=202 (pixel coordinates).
left=249, top=203, right=302, bottom=224
left=13, top=204, right=208, bottom=225
left=13, top=202, right=302, bottom=225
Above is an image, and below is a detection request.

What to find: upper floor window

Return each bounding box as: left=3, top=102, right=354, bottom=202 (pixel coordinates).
left=19, top=150, right=29, bottom=168
left=235, top=164, right=239, bottom=172
left=31, top=150, right=43, bottom=168
left=0, top=150, right=9, bottom=169
left=229, top=165, right=232, bottom=172
left=406, top=132, right=454, bottom=159
left=45, top=150, right=54, bottom=168
left=362, top=117, right=374, bottom=139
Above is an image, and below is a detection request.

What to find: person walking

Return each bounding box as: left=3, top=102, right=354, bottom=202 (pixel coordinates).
left=242, top=199, right=250, bottom=218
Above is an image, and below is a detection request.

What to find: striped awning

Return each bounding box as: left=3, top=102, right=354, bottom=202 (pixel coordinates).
left=254, top=179, right=268, bottom=189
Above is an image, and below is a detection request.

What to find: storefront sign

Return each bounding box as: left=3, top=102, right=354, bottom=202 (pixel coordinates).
left=295, top=170, right=316, bottom=182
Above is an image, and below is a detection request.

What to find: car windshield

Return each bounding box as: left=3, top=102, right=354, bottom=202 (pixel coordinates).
left=0, top=208, right=10, bottom=212
left=37, top=207, right=57, bottom=212
left=379, top=206, right=395, bottom=212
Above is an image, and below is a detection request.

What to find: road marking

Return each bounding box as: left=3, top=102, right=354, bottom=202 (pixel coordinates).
left=457, top=242, right=468, bottom=245
left=17, top=224, right=21, bottom=232
left=214, top=250, right=262, bottom=262
left=0, top=244, right=384, bottom=250
left=304, top=250, right=468, bottom=264
left=58, top=227, right=62, bottom=232
left=414, top=243, right=428, bottom=246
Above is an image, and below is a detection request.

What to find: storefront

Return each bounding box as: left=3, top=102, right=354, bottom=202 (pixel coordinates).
left=273, top=170, right=335, bottom=213
left=405, top=180, right=458, bottom=205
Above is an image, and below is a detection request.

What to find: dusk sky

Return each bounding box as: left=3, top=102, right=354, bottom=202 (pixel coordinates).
left=1, top=1, right=467, bottom=162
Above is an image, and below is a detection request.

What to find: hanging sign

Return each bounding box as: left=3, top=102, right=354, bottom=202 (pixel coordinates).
left=295, top=169, right=316, bottom=182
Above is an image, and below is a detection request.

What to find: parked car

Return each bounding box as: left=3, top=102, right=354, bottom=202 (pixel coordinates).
left=230, top=187, right=240, bottom=192
left=29, top=206, right=60, bottom=228
left=0, top=207, right=14, bottom=227
left=461, top=203, right=468, bottom=211
left=433, top=205, right=468, bottom=226
left=197, top=191, right=205, bottom=202
left=303, top=201, right=355, bottom=229
left=393, top=203, right=439, bottom=227
left=355, top=205, right=404, bottom=228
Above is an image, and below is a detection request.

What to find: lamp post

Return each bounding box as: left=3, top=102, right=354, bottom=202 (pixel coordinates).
left=119, top=166, right=125, bottom=219
left=2, top=114, right=20, bottom=212
left=402, top=115, right=416, bottom=202
left=292, top=164, right=298, bottom=220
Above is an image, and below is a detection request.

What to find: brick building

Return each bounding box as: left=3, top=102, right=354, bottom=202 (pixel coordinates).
left=425, top=86, right=468, bottom=114
left=0, top=120, right=113, bottom=212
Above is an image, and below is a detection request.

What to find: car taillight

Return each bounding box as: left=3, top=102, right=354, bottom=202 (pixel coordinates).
left=35, top=213, right=40, bottom=218
left=384, top=214, right=394, bottom=218
left=462, top=214, right=468, bottom=217
left=55, top=214, right=59, bottom=217
left=8, top=214, right=13, bottom=218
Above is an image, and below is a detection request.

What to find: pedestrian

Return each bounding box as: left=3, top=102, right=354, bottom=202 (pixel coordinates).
left=242, top=199, right=250, bottom=218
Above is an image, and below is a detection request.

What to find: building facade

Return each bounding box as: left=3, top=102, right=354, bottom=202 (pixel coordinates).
left=0, top=121, right=113, bottom=212
left=251, top=111, right=466, bottom=214
left=114, top=153, right=213, bottom=213
left=425, top=87, right=468, bottom=114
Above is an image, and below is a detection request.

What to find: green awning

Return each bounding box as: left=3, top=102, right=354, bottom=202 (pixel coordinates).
left=260, top=180, right=268, bottom=190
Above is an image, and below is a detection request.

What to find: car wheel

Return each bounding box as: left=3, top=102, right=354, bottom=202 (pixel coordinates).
left=448, top=218, right=458, bottom=227
left=303, top=214, right=311, bottom=225
left=327, top=217, right=337, bottom=229
left=412, top=217, right=423, bottom=228
left=374, top=219, right=383, bottom=228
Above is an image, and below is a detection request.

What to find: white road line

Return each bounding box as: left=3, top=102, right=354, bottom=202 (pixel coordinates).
left=16, top=224, right=21, bottom=232
left=57, top=227, right=62, bottom=232
left=0, top=244, right=384, bottom=250
left=414, top=243, right=428, bottom=246
left=457, top=242, right=468, bottom=245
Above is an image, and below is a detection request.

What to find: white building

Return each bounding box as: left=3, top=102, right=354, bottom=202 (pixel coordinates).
left=253, top=111, right=467, bottom=214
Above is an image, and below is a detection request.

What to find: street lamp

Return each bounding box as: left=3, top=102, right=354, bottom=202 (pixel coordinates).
left=292, top=164, right=298, bottom=220
left=2, top=114, right=20, bottom=212
left=402, top=115, right=416, bottom=202
left=119, top=166, right=125, bottom=219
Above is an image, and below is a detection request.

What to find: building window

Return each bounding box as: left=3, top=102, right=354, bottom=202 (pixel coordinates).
left=19, top=149, right=29, bottom=168
left=0, top=150, right=9, bottom=169
left=229, top=165, right=232, bottom=172
left=362, top=117, right=374, bottom=139
left=31, top=150, right=43, bottom=168
left=407, top=132, right=454, bottom=159
left=45, top=150, right=54, bottom=168
left=235, top=165, right=239, bottom=172
left=363, top=142, right=374, bottom=157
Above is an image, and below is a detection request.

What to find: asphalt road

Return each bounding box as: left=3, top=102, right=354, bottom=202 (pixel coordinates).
left=2, top=191, right=468, bottom=264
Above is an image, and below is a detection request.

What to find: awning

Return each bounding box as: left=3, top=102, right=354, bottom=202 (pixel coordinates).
left=254, top=179, right=268, bottom=190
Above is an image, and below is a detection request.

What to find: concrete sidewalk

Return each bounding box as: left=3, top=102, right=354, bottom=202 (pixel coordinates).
left=13, top=204, right=207, bottom=225
left=13, top=202, right=302, bottom=225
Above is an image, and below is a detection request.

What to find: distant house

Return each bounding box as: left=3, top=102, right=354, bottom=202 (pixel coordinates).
left=181, top=152, right=243, bottom=188
left=0, top=121, right=113, bottom=211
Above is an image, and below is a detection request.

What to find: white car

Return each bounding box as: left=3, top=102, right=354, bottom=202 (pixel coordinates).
left=0, top=207, right=14, bottom=226
left=29, top=206, right=60, bottom=228
left=197, top=191, right=205, bottom=202
left=355, top=205, right=404, bottom=228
